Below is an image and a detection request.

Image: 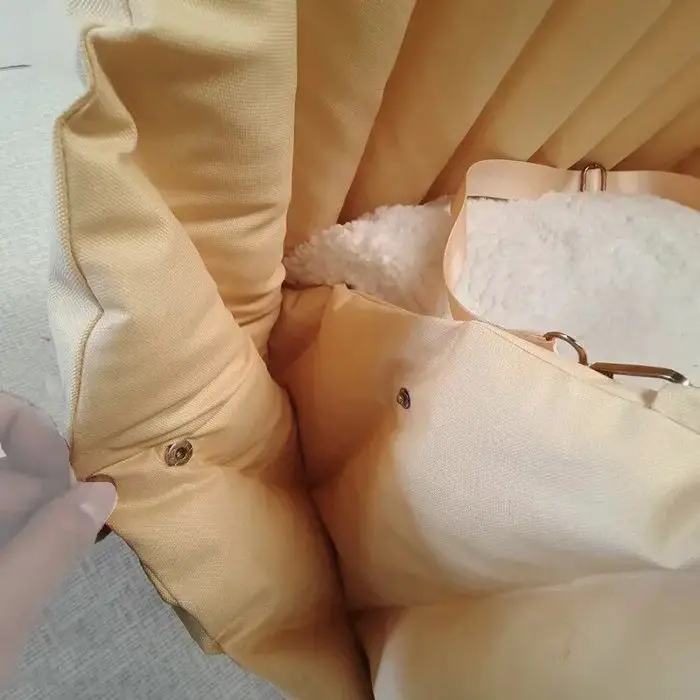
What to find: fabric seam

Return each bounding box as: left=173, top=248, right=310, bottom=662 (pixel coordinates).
left=52, top=24, right=107, bottom=448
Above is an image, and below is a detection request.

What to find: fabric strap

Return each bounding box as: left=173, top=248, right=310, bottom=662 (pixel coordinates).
left=444, top=160, right=700, bottom=333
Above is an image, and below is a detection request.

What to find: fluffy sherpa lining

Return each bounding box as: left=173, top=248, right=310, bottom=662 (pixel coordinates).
left=284, top=193, right=700, bottom=385
left=285, top=199, right=453, bottom=317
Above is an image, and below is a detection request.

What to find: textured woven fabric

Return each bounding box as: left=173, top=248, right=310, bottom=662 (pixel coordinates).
left=52, top=2, right=370, bottom=698
left=48, top=1, right=700, bottom=699
left=273, top=284, right=700, bottom=699
left=0, top=2, right=279, bottom=697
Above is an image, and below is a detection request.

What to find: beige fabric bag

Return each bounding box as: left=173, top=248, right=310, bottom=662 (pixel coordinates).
left=272, top=160, right=700, bottom=698
left=53, top=1, right=700, bottom=698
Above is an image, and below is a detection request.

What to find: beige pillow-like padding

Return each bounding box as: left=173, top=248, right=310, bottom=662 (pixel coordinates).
left=51, top=2, right=370, bottom=698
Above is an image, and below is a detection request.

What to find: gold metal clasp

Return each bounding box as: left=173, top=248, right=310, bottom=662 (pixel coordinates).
left=579, top=163, right=607, bottom=193
left=587, top=363, right=690, bottom=385
left=543, top=331, right=689, bottom=385
left=542, top=331, right=589, bottom=365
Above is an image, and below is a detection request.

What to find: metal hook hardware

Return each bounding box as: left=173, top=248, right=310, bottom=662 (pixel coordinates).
left=543, top=332, right=589, bottom=366
left=544, top=331, right=689, bottom=385
left=588, top=362, right=690, bottom=385
left=579, top=163, right=607, bottom=193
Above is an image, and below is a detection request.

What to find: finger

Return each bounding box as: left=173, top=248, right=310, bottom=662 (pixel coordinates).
left=0, top=457, right=68, bottom=511
left=0, top=394, right=70, bottom=483
left=0, top=465, right=46, bottom=548
left=0, top=461, right=45, bottom=518
left=0, top=480, right=116, bottom=686
left=0, top=482, right=117, bottom=645
left=0, top=461, right=74, bottom=552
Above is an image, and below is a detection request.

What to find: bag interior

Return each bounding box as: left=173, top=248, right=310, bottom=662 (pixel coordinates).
left=52, top=2, right=700, bottom=698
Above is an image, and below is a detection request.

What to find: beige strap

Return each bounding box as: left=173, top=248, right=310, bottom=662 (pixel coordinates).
left=444, top=160, right=700, bottom=327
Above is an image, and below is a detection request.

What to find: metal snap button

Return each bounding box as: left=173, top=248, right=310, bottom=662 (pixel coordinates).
left=396, top=387, right=411, bottom=410
left=164, top=439, right=193, bottom=466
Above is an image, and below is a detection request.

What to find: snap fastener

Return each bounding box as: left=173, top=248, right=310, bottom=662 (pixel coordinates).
left=164, top=439, right=193, bottom=466
left=396, top=387, right=411, bottom=410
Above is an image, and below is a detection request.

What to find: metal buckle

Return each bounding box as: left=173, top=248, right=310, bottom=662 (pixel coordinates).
left=579, top=163, right=607, bottom=192
left=542, top=331, right=589, bottom=365
left=587, top=363, right=690, bottom=385
left=543, top=331, right=690, bottom=385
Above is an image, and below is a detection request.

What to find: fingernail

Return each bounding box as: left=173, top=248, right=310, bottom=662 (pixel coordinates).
left=76, top=481, right=117, bottom=527
left=88, top=474, right=116, bottom=487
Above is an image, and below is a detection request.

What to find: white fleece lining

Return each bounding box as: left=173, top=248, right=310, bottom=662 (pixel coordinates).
left=284, top=192, right=700, bottom=386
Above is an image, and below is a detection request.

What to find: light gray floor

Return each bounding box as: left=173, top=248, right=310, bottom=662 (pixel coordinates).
left=0, top=2, right=280, bottom=697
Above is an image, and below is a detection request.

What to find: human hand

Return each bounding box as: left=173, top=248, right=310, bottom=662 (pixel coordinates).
left=0, top=393, right=116, bottom=687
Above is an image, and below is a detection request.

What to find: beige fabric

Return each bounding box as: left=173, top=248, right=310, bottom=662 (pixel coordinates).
left=274, top=287, right=700, bottom=595
left=51, top=3, right=369, bottom=698
left=356, top=572, right=700, bottom=700
left=273, top=286, right=700, bottom=698
left=51, top=1, right=700, bottom=698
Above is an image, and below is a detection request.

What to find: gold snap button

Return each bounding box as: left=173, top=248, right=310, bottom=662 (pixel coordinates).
left=396, top=387, right=411, bottom=410
left=164, top=439, right=193, bottom=466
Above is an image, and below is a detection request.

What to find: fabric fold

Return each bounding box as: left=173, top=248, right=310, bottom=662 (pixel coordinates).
left=50, top=3, right=371, bottom=697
